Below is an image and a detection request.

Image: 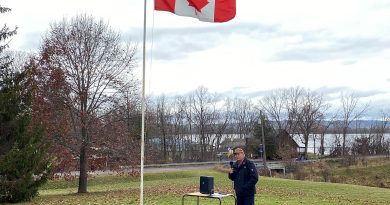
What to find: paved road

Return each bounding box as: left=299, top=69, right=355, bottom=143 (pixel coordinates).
left=56, top=155, right=390, bottom=177
left=54, top=164, right=220, bottom=177
left=144, top=164, right=216, bottom=173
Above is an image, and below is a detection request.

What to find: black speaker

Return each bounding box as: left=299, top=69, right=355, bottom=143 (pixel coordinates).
left=200, top=176, right=214, bottom=194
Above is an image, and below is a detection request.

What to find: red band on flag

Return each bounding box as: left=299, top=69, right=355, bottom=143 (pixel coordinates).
left=155, top=0, right=175, bottom=12
left=214, top=0, right=236, bottom=22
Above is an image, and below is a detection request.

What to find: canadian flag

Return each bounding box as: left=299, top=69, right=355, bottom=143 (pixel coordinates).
left=155, top=0, right=236, bottom=23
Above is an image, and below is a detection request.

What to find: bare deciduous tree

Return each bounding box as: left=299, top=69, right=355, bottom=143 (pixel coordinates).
left=284, top=87, right=304, bottom=136
left=232, top=97, right=257, bottom=139
left=260, top=87, right=303, bottom=135
left=40, top=14, right=137, bottom=193
left=189, top=86, right=219, bottom=161
left=170, top=96, right=188, bottom=161
left=296, top=89, right=329, bottom=157
left=260, top=87, right=329, bottom=157
left=260, top=89, right=287, bottom=131
left=339, top=93, right=369, bottom=156
left=214, top=98, right=232, bottom=154
left=155, top=95, right=172, bottom=162
left=317, top=114, right=336, bottom=156
left=101, top=81, right=141, bottom=171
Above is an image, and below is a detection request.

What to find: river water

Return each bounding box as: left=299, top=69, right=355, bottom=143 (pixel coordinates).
left=293, top=133, right=390, bottom=154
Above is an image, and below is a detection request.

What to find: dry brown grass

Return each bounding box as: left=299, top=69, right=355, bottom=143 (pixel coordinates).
left=284, top=156, right=390, bottom=188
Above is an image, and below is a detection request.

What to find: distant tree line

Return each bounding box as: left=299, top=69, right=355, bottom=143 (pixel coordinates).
left=146, top=86, right=390, bottom=162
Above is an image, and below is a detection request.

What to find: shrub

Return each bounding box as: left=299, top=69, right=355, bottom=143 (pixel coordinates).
left=342, top=155, right=358, bottom=167
left=293, top=164, right=309, bottom=180
left=318, top=161, right=333, bottom=182
left=0, top=125, right=52, bottom=202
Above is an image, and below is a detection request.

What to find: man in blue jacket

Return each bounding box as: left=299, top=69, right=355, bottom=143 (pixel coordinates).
left=228, top=147, right=259, bottom=205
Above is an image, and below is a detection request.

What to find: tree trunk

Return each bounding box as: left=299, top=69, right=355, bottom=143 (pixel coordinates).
left=78, top=142, right=88, bottom=193
left=320, top=133, right=325, bottom=156
left=163, top=135, right=167, bottom=162
left=78, top=125, right=88, bottom=193
left=304, top=133, right=309, bottom=158
left=342, top=127, right=347, bottom=156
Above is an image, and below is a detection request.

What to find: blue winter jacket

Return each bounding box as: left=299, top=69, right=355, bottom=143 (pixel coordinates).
left=228, top=158, right=259, bottom=196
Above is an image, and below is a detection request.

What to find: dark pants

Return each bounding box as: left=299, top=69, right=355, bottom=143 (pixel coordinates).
left=236, top=195, right=254, bottom=205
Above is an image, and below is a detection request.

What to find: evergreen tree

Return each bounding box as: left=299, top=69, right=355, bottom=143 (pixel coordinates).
left=252, top=115, right=278, bottom=159
left=0, top=6, right=17, bottom=72
left=0, top=5, right=52, bottom=203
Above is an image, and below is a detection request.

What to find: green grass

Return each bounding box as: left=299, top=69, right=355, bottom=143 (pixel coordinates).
left=20, top=169, right=390, bottom=204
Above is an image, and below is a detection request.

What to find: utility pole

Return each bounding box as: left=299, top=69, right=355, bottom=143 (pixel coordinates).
left=259, top=110, right=269, bottom=176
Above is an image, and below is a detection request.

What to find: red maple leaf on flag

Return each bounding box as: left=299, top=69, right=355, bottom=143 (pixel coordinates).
left=187, top=0, right=209, bottom=13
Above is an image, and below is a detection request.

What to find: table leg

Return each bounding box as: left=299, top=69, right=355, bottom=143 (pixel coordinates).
left=197, top=196, right=199, bottom=205
left=230, top=195, right=237, bottom=205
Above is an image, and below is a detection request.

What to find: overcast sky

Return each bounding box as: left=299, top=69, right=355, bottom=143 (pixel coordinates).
left=2, top=0, right=390, bottom=117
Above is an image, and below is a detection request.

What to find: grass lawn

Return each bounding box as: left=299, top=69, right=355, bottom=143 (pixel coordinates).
left=21, top=169, right=390, bottom=205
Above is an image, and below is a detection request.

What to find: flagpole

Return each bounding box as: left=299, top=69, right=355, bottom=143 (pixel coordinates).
left=140, top=0, right=147, bottom=204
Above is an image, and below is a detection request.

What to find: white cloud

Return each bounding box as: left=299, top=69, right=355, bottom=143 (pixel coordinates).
left=3, top=0, right=390, bottom=118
